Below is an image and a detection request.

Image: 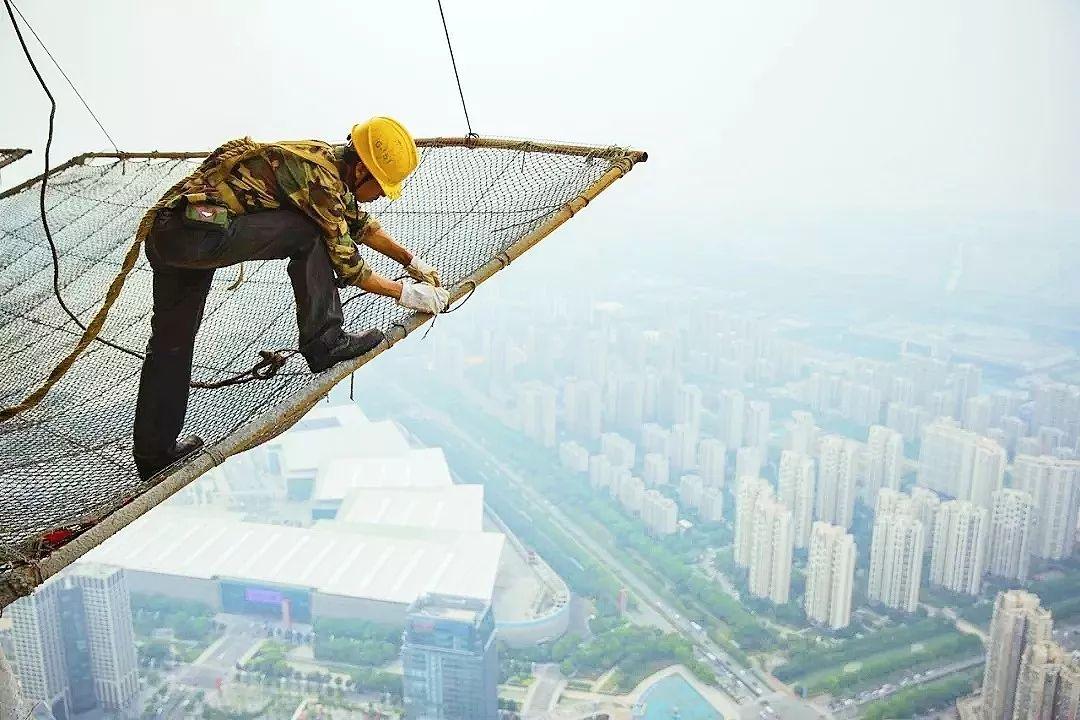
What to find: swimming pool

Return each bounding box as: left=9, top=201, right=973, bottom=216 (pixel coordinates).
left=636, top=674, right=723, bottom=720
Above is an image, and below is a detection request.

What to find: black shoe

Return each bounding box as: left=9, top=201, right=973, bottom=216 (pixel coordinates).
left=135, top=434, right=205, bottom=481
left=306, top=329, right=385, bottom=373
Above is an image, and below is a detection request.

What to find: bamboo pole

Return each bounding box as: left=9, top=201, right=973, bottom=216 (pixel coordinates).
left=0, top=148, right=31, bottom=172
left=0, top=143, right=647, bottom=609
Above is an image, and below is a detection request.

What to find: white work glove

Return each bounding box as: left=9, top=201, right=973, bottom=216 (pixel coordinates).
left=398, top=282, right=450, bottom=314
left=406, top=256, right=441, bottom=287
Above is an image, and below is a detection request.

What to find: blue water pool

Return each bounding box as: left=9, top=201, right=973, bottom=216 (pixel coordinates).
left=637, top=674, right=722, bottom=720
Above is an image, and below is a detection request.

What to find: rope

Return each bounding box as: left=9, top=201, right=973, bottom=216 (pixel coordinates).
left=8, top=0, right=120, bottom=154
left=435, top=0, right=477, bottom=137
left=190, top=350, right=297, bottom=389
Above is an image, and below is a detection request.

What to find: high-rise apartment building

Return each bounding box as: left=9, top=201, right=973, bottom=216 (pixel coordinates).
left=864, top=425, right=904, bottom=507
left=963, top=395, right=993, bottom=436
left=641, top=490, right=679, bottom=537
left=518, top=382, right=557, bottom=448
left=987, top=489, right=1035, bottom=582
left=402, top=594, right=498, bottom=720
left=735, top=477, right=773, bottom=568
left=981, top=590, right=1053, bottom=720
left=618, top=475, right=645, bottom=514
left=816, top=435, right=860, bottom=530
left=643, top=453, right=670, bottom=487
left=601, top=432, right=636, bottom=470
left=778, top=451, right=815, bottom=549
left=743, top=400, right=771, bottom=453
left=867, top=511, right=924, bottom=613
left=804, top=522, right=856, bottom=630
left=718, top=389, right=745, bottom=449
left=670, top=423, right=697, bottom=474
left=678, top=384, right=703, bottom=435
left=1012, top=455, right=1080, bottom=560
left=678, top=474, right=704, bottom=511
left=9, top=582, right=67, bottom=718
left=748, top=494, right=793, bottom=605
left=930, top=500, right=989, bottom=596
left=697, top=438, right=726, bottom=488
left=9, top=565, right=139, bottom=717
left=784, top=411, right=818, bottom=456
left=918, top=419, right=1005, bottom=508
left=1011, top=640, right=1071, bottom=719
left=734, top=446, right=761, bottom=486
left=909, top=486, right=941, bottom=554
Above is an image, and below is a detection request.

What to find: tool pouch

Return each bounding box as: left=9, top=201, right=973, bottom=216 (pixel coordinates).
left=183, top=203, right=231, bottom=231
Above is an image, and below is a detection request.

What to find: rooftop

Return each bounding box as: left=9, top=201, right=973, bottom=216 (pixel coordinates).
left=334, top=484, right=484, bottom=532
left=80, top=508, right=505, bottom=605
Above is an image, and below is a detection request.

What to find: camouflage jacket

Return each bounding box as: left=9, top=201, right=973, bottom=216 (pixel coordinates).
left=139, top=138, right=376, bottom=286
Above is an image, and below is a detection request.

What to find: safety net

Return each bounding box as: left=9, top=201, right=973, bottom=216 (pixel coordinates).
left=0, top=137, right=646, bottom=606
left=0, top=149, right=30, bottom=172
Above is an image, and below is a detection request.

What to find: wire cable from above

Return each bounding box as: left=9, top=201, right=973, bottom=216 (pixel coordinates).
left=435, top=0, right=477, bottom=137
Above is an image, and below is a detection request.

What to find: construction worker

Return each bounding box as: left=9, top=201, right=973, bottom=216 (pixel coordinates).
left=133, top=117, right=447, bottom=480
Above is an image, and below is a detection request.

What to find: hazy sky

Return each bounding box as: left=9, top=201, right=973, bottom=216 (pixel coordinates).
left=3, top=0, right=1079, bottom=277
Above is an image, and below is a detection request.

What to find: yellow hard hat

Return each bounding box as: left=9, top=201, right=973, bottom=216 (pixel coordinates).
left=349, top=117, right=419, bottom=201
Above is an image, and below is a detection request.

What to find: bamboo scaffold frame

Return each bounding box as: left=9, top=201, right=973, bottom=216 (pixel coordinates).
left=0, top=136, right=647, bottom=609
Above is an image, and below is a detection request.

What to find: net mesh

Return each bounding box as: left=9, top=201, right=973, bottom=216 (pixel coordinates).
left=0, top=149, right=30, bottom=171
left=0, top=138, right=643, bottom=597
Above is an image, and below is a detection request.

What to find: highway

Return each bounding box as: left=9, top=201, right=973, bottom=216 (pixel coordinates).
left=829, top=655, right=984, bottom=719
left=406, top=405, right=765, bottom=703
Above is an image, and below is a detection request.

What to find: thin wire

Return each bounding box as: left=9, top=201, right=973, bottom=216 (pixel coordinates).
left=3, top=0, right=143, bottom=361
left=9, top=0, right=120, bottom=154
left=435, top=0, right=476, bottom=137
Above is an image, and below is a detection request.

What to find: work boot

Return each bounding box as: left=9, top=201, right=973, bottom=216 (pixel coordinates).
left=134, top=434, right=205, bottom=481
left=305, top=329, right=385, bottom=373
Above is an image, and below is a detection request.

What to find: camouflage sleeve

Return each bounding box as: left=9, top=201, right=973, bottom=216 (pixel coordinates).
left=274, top=151, right=371, bottom=286
left=343, top=191, right=380, bottom=240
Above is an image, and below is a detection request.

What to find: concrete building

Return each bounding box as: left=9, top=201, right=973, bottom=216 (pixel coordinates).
left=784, top=411, right=819, bottom=456
left=601, top=432, right=636, bottom=470
left=670, top=423, right=697, bottom=474
left=402, top=594, right=498, bottom=720
left=748, top=494, right=793, bottom=605
left=678, top=383, right=703, bottom=435
left=735, top=477, right=773, bottom=568
left=619, top=475, right=645, bottom=515
left=8, top=582, right=67, bottom=719
left=804, top=522, right=856, bottom=630
left=615, top=374, right=645, bottom=435
left=918, top=418, right=1005, bottom=508
left=744, top=400, right=771, bottom=453
left=642, top=490, right=679, bottom=537
left=641, top=423, right=671, bottom=457
left=697, top=438, right=726, bottom=487
left=643, top=452, right=670, bottom=487
left=987, top=489, right=1035, bottom=582
left=865, top=425, right=904, bottom=507
left=875, top=487, right=911, bottom=517
left=867, top=511, right=924, bottom=613
left=981, top=590, right=1053, bottom=720
left=564, top=378, right=602, bottom=440
left=718, top=389, right=745, bottom=450
left=589, top=454, right=614, bottom=491
left=9, top=565, right=139, bottom=718
left=963, top=395, right=993, bottom=436
left=778, top=450, right=815, bottom=549
left=1012, top=455, right=1080, bottom=560
left=701, top=487, right=724, bottom=523
left=1011, top=640, right=1068, bottom=720
left=930, top=501, right=989, bottom=596
left=518, top=381, right=557, bottom=448
left=678, top=474, right=704, bottom=511
left=909, top=486, right=942, bottom=554
left=66, top=566, right=138, bottom=710
left=816, top=435, right=860, bottom=530
left=734, top=446, right=761, bottom=487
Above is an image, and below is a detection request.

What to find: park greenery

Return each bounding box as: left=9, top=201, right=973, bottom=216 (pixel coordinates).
left=861, top=666, right=983, bottom=720
left=312, top=617, right=401, bottom=667
left=131, top=593, right=220, bottom=643
left=960, top=570, right=1080, bottom=628
left=502, top=622, right=715, bottom=693
left=775, top=618, right=982, bottom=695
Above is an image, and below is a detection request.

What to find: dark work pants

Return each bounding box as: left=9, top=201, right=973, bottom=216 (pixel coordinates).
left=133, top=208, right=345, bottom=468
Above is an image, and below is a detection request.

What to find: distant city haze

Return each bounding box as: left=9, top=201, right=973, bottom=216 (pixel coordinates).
left=2, top=0, right=1078, bottom=298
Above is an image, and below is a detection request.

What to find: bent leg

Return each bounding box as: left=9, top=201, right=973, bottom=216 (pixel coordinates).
left=133, top=263, right=213, bottom=475
left=222, top=211, right=345, bottom=366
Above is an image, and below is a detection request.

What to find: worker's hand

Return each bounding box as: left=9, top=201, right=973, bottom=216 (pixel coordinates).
left=406, top=257, right=441, bottom=287
left=398, top=282, right=449, bottom=314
